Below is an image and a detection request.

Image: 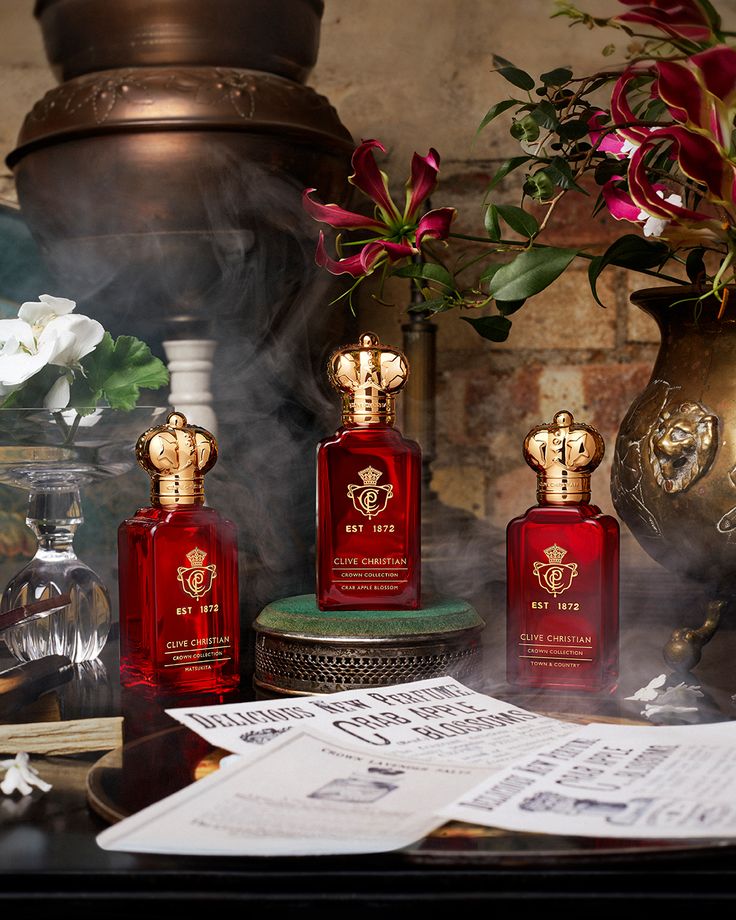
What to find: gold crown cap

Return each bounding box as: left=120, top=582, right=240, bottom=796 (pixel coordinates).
left=523, top=409, right=605, bottom=504
left=328, top=332, right=409, bottom=425
left=136, top=411, right=218, bottom=507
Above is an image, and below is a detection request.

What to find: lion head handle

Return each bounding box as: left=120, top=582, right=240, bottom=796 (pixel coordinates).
left=649, top=401, right=718, bottom=494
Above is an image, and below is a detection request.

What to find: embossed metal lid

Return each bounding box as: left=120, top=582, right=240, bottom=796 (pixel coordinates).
left=523, top=409, right=605, bottom=504
left=8, top=67, right=353, bottom=168
left=328, top=332, right=409, bottom=426
left=136, top=410, right=217, bottom=507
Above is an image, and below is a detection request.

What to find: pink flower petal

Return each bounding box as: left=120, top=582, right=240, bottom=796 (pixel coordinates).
left=615, top=1, right=714, bottom=41
left=588, top=111, right=629, bottom=156
left=382, top=241, right=417, bottom=262
left=691, top=46, right=736, bottom=106
left=302, top=189, right=386, bottom=232
left=628, top=134, right=726, bottom=224
left=611, top=68, right=658, bottom=146
left=315, top=233, right=386, bottom=277
left=416, top=208, right=456, bottom=245
left=602, top=180, right=643, bottom=222
left=655, top=62, right=701, bottom=129
left=348, top=140, right=402, bottom=223
left=405, top=148, right=441, bottom=219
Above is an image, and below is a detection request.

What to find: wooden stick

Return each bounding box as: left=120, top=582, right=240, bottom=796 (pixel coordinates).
left=0, top=716, right=123, bottom=755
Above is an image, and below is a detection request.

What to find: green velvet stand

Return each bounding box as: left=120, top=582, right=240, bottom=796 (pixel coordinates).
left=253, top=594, right=485, bottom=696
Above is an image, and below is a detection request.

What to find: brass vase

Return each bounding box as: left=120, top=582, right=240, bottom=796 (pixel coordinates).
left=611, top=285, right=736, bottom=669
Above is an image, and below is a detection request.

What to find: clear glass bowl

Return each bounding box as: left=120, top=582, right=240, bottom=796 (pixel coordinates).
left=0, top=407, right=169, bottom=663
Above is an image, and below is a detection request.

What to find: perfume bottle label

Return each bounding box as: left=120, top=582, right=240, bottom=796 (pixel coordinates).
left=532, top=543, right=578, bottom=597
left=347, top=466, right=394, bottom=519
left=177, top=547, right=218, bottom=600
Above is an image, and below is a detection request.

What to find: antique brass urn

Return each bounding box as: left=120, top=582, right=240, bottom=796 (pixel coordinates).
left=611, top=286, right=736, bottom=670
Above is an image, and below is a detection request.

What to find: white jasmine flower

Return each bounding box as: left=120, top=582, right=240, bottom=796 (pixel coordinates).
left=637, top=191, right=683, bottom=238
left=625, top=673, right=667, bottom=702
left=0, top=752, right=51, bottom=796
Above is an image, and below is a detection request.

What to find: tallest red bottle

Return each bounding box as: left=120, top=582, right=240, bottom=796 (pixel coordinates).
left=317, top=332, right=421, bottom=610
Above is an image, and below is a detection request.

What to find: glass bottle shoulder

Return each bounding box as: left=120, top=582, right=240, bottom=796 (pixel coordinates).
left=318, top=424, right=420, bottom=456
left=121, top=504, right=234, bottom=531
left=508, top=502, right=619, bottom=531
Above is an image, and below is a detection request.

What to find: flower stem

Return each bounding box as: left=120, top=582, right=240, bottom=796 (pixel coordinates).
left=447, top=233, right=686, bottom=284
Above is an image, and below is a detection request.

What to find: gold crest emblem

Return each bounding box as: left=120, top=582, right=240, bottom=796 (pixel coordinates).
left=347, top=466, right=394, bottom=519
left=533, top=544, right=578, bottom=597
left=177, top=547, right=217, bottom=599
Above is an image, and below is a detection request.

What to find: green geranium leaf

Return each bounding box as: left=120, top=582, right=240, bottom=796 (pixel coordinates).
left=478, top=99, right=520, bottom=133
left=489, top=247, right=578, bottom=301
left=492, top=55, right=535, bottom=91
left=394, top=262, right=455, bottom=290
left=79, top=332, right=169, bottom=411
left=495, top=204, right=539, bottom=239
left=587, top=234, right=670, bottom=307
left=460, top=314, right=512, bottom=342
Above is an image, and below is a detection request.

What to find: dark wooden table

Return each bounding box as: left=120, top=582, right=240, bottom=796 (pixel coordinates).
left=2, top=567, right=736, bottom=913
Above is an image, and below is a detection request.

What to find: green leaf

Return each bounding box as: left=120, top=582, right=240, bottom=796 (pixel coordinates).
left=79, top=332, right=169, bottom=411
left=407, top=298, right=453, bottom=315
left=478, top=99, right=519, bottom=133
left=587, top=234, right=670, bottom=307
left=486, top=156, right=531, bottom=192
left=495, top=204, right=539, bottom=239
left=546, top=157, right=587, bottom=194
left=699, top=0, right=722, bottom=30
left=489, top=247, right=578, bottom=301
left=540, top=67, right=572, bottom=86
left=686, top=247, right=706, bottom=284
left=393, top=262, right=455, bottom=290
left=479, top=263, right=504, bottom=285
left=496, top=298, right=526, bottom=316
left=460, top=315, right=512, bottom=342
left=557, top=119, right=590, bottom=142
left=530, top=100, right=560, bottom=130
left=484, top=204, right=501, bottom=241
left=492, top=55, right=535, bottom=91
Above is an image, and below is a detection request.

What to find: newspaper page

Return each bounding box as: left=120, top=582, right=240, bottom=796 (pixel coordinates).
left=442, top=720, right=736, bottom=839
left=97, top=730, right=490, bottom=856
left=166, top=677, right=575, bottom=768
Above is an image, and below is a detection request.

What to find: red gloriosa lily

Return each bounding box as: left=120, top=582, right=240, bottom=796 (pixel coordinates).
left=614, top=0, right=717, bottom=42
left=303, top=139, right=456, bottom=277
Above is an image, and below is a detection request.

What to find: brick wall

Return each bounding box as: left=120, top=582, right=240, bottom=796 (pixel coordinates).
left=309, top=0, right=694, bottom=567
left=3, top=0, right=735, bottom=570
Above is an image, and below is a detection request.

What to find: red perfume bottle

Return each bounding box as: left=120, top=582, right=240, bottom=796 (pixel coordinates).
left=317, top=332, right=421, bottom=610
left=506, top=410, right=619, bottom=692
left=119, top=411, right=239, bottom=694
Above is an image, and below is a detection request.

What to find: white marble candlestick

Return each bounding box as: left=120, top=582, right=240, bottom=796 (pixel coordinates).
left=162, top=339, right=218, bottom=436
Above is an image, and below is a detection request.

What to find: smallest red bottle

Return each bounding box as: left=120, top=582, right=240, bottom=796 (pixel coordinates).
left=506, top=410, right=619, bottom=693
left=118, top=411, right=239, bottom=695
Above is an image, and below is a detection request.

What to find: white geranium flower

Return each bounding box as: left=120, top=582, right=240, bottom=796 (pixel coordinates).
left=44, top=374, right=71, bottom=411
left=18, top=294, right=76, bottom=331
left=0, top=295, right=104, bottom=409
